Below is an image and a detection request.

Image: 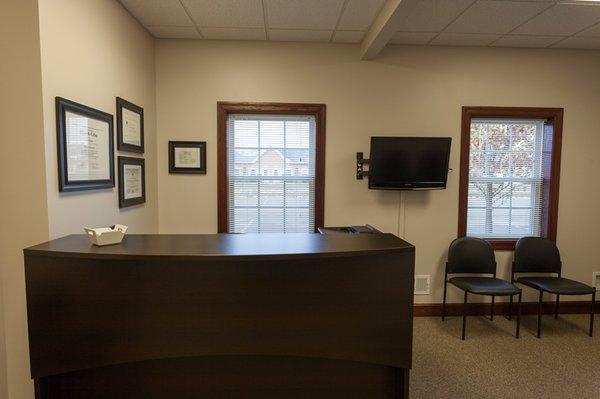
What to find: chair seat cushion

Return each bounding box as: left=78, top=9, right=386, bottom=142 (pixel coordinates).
left=516, top=276, right=595, bottom=295
left=449, top=277, right=521, bottom=295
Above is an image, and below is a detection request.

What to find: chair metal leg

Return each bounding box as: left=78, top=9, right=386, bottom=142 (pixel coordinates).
left=555, top=294, right=560, bottom=319
left=490, top=296, right=495, bottom=320
left=590, top=291, right=596, bottom=338
left=442, top=280, right=448, bottom=321
left=508, top=295, right=513, bottom=320
left=462, top=291, right=468, bottom=340
left=516, top=292, right=522, bottom=339
left=537, top=291, right=543, bottom=339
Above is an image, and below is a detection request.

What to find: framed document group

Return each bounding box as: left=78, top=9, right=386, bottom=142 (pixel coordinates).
left=56, top=95, right=207, bottom=209
left=56, top=97, right=115, bottom=192
left=55, top=96, right=147, bottom=209
left=169, top=141, right=207, bottom=174
left=118, top=156, right=145, bottom=208
left=116, top=97, right=146, bottom=208
left=116, top=97, right=144, bottom=153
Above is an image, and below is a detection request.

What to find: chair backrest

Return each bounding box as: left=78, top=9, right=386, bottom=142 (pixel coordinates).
left=513, top=237, right=561, bottom=274
left=447, top=237, right=496, bottom=274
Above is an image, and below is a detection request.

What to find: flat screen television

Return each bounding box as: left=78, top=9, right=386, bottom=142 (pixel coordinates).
left=368, top=137, right=451, bottom=190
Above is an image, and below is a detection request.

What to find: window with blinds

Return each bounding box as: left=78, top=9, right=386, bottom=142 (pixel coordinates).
left=466, top=118, right=545, bottom=239
left=227, top=114, right=316, bottom=233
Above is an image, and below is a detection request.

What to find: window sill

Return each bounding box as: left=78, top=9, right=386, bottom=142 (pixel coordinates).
left=487, top=240, right=517, bottom=251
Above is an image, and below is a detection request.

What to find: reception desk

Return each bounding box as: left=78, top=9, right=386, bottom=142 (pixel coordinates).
left=24, top=233, right=415, bottom=398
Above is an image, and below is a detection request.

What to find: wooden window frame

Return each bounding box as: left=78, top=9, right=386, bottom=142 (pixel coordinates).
left=217, top=102, right=326, bottom=233
left=458, top=106, right=563, bottom=250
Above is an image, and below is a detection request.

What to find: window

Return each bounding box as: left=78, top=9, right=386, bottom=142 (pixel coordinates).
left=217, top=102, right=325, bottom=234
left=459, top=107, right=563, bottom=250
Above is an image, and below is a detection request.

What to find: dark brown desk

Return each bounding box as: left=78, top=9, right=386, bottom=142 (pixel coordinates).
left=24, top=233, right=415, bottom=398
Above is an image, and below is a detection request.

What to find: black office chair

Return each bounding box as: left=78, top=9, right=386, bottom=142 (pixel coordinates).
left=443, top=237, right=522, bottom=340
left=511, top=237, right=596, bottom=338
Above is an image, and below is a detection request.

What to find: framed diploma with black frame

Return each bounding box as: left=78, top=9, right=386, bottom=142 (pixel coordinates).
left=56, top=97, right=115, bottom=192
left=169, top=141, right=207, bottom=174
left=118, top=156, right=146, bottom=208
left=116, top=97, right=144, bottom=153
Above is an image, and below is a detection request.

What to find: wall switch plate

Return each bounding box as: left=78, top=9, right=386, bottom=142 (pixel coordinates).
left=593, top=272, right=600, bottom=290
left=414, top=275, right=431, bottom=295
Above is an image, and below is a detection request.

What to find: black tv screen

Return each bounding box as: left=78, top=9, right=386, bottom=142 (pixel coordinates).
left=368, top=137, right=451, bottom=190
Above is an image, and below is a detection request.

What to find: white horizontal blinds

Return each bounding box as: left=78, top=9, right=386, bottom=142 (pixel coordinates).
left=467, top=118, right=545, bottom=239
left=227, top=114, right=316, bottom=233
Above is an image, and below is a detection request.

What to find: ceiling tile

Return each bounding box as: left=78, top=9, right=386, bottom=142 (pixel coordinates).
left=390, top=32, right=438, bottom=45
left=268, top=29, right=332, bottom=42
left=265, top=0, right=345, bottom=30
left=398, top=0, right=475, bottom=32
left=337, top=0, right=385, bottom=30
left=119, top=0, right=192, bottom=26
left=445, top=0, right=551, bottom=34
left=147, top=26, right=200, bottom=39
left=431, top=32, right=500, bottom=46
left=576, top=21, right=600, bottom=37
left=551, top=36, right=600, bottom=49
left=201, top=27, right=266, bottom=41
left=332, top=30, right=365, bottom=43
left=513, top=4, right=600, bottom=36
left=182, top=0, right=264, bottom=28
left=491, top=34, right=563, bottom=48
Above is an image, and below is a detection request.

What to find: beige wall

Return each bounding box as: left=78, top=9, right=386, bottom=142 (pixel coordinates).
left=0, top=1, right=158, bottom=397
left=0, top=0, right=49, bottom=398
left=2, top=7, right=600, bottom=395
left=156, top=40, right=600, bottom=304
left=39, top=0, right=158, bottom=239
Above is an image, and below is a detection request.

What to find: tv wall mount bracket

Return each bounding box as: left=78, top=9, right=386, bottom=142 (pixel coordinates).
left=356, top=152, right=369, bottom=180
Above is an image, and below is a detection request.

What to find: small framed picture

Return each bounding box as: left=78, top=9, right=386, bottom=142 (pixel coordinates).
left=118, top=156, right=145, bottom=208
left=116, top=97, right=144, bottom=153
left=169, top=141, right=206, bottom=174
left=56, top=97, right=115, bottom=192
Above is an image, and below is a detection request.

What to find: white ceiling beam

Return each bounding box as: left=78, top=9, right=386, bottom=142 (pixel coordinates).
left=360, top=0, right=419, bottom=60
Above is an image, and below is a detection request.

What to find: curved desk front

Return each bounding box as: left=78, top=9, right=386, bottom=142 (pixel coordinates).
left=24, top=233, right=415, bottom=398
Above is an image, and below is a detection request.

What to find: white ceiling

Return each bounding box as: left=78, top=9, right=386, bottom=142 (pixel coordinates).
left=119, top=0, right=600, bottom=50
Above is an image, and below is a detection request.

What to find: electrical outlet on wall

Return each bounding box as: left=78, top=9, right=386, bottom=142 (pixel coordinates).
left=414, top=275, right=430, bottom=295
left=593, top=272, right=600, bottom=290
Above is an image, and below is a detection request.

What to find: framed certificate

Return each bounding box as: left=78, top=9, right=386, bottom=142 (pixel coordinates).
left=118, top=156, right=145, bottom=208
left=169, top=141, right=207, bottom=174
left=56, top=97, right=115, bottom=192
left=116, top=97, right=144, bottom=153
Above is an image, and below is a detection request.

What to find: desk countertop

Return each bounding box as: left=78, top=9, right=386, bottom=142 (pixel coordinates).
left=24, top=233, right=414, bottom=261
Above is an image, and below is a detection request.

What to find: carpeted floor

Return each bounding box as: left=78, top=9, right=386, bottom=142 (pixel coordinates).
left=411, top=314, right=600, bottom=399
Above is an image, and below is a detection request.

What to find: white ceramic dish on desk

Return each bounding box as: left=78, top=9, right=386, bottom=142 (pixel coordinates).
left=84, top=224, right=128, bottom=246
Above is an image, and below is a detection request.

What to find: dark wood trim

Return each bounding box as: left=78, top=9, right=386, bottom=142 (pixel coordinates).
left=458, top=106, right=563, bottom=250
left=217, top=102, right=326, bottom=233
left=313, top=104, right=326, bottom=231
left=414, top=300, right=598, bottom=317
left=217, top=104, right=228, bottom=233
left=116, top=97, right=144, bottom=153
left=457, top=107, right=471, bottom=240
left=487, top=240, right=517, bottom=251
left=545, top=111, right=563, bottom=242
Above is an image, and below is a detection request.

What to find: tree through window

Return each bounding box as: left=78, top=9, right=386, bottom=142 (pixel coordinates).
left=467, top=119, right=544, bottom=238
left=458, top=107, right=563, bottom=250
